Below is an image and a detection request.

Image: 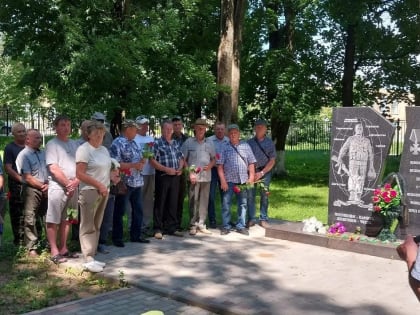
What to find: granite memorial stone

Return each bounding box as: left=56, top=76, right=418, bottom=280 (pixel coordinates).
left=328, top=107, right=395, bottom=234
left=399, top=106, right=420, bottom=236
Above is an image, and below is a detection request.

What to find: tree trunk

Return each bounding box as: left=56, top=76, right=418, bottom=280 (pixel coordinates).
left=217, top=0, right=245, bottom=126
left=271, top=115, right=290, bottom=175
left=342, top=24, right=356, bottom=107
left=265, top=0, right=295, bottom=176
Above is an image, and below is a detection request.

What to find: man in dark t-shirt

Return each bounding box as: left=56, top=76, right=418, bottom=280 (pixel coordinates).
left=4, top=123, right=26, bottom=245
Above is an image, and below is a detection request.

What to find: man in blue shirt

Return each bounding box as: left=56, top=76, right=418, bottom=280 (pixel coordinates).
left=247, top=119, right=276, bottom=228
left=217, top=124, right=256, bottom=235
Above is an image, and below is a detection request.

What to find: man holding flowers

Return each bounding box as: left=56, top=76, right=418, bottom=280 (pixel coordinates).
left=181, top=118, right=216, bottom=235
left=217, top=124, right=256, bottom=236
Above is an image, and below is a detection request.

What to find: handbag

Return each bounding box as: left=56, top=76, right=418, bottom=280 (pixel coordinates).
left=110, top=180, right=128, bottom=195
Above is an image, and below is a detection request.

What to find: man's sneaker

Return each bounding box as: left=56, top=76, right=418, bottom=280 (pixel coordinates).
left=83, top=261, right=103, bottom=273
left=198, top=226, right=212, bottom=235
left=94, top=260, right=106, bottom=268
left=154, top=232, right=163, bottom=239
left=209, top=221, right=217, bottom=229
left=189, top=227, right=197, bottom=235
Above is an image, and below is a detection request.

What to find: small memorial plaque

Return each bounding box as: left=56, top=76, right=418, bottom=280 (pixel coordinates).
left=328, top=107, right=395, bottom=234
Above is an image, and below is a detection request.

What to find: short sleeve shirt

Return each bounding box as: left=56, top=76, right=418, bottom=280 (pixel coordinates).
left=45, top=138, right=79, bottom=189
left=181, top=138, right=215, bottom=182
left=153, top=137, right=183, bottom=170
left=217, top=141, right=256, bottom=184
left=110, top=136, right=143, bottom=188
left=16, top=147, right=48, bottom=184
left=247, top=136, right=276, bottom=170
left=76, top=142, right=112, bottom=190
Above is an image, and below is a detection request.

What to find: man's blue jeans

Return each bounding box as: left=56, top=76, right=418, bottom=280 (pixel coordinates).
left=126, top=186, right=143, bottom=241
left=208, top=168, right=222, bottom=225
left=247, top=171, right=272, bottom=222
left=222, top=182, right=247, bottom=230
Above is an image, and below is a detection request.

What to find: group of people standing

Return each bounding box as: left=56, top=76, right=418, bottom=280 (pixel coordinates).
left=0, top=114, right=276, bottom=273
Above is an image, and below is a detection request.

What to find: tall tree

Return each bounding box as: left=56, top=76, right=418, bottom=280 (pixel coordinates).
left=217, top=0, right=246, bottom=126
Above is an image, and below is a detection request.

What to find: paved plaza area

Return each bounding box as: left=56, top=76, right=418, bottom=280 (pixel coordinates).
left=26, top=224, right=418, bottom=315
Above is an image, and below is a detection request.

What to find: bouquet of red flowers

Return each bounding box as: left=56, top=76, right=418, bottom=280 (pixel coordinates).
left=372, top=183, right=401, bottom=241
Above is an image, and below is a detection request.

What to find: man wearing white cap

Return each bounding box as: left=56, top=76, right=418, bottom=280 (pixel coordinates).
left=91, top=112, right=113, bottom=149
left=134, top=116, right=155, bottom=238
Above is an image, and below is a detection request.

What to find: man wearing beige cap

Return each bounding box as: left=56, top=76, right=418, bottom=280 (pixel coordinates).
left=181, top=118, right=216, bottom=235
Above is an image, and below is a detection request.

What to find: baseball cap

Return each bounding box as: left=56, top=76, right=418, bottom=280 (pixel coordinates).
left=255, top=119, right=267, bottom=126
left=135, top=116, right=149, bottom=124
left=227, top=124, right=240, bottom=131
left=121, top=119, right=138, bottom=129
left=91, top=112, right=106, bottom=121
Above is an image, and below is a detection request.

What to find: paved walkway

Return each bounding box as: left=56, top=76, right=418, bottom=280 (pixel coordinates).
left=26, top=225, right=417, bottom=315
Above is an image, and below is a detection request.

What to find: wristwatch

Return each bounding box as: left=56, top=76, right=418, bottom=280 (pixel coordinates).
left=260, top=170, right=264, bottom=176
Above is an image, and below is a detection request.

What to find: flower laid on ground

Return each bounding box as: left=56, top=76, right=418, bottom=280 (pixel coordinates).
left=66, top=208, right=79, bottom=224
left=302, top=217, right=327, bottom=234
left=142, top=142, right=154, bottom=159
left=327, top=222, right=346, bottom=235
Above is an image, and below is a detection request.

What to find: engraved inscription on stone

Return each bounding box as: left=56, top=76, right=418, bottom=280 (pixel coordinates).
left=328, top=107, right=395, bottom=234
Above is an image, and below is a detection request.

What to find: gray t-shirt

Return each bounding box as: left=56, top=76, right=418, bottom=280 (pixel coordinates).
left=45, top=137, right=79, bottom=189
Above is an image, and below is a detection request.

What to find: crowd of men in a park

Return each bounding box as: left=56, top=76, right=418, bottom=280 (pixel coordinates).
left=0, top=113, right=276, bottom=273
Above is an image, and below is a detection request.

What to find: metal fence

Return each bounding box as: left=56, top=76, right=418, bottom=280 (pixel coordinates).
left=286, top=119, right=407, bottom=156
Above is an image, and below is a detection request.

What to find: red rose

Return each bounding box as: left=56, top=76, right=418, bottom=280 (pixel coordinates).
left=384, top=183, right=392, bottom=190
left=390, top=190, right=397, bottom=198
left=374, top=206, right=381, bottom=212
left=148, top=142, right=154, bottom=147
left=233, top=186, right=241, bottom=194
left=215, top=153, right=221, bottom=160
left=265, top=191, right=270, bottom=196
left=195, top=167, right=202, bottom=173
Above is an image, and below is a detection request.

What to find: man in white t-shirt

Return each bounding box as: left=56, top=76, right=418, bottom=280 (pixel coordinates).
left=134, top=116, right=155, bottom=238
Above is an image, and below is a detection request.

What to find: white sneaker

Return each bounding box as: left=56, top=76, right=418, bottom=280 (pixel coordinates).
left=198, top=225, right=212, bottom=234
left=94, top=260, right=106, bottom=267
left=83, top=261, right=103, bottom=273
